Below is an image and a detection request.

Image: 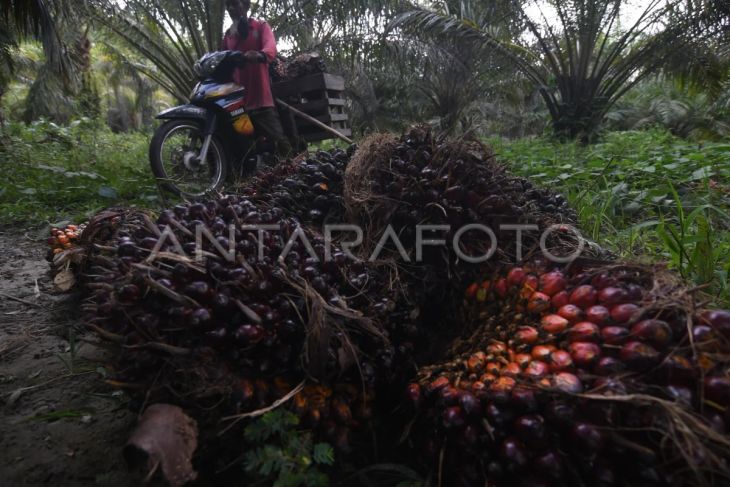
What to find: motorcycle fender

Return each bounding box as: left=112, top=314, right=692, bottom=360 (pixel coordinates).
left=155, top=105, right=207, bottom=121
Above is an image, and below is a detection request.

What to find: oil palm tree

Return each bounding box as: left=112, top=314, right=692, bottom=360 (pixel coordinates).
left=1, top=1, right=78, bottom=123
left=395, top=0, right=723, bottom=141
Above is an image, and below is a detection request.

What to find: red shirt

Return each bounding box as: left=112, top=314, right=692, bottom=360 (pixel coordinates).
left=221, top=18, right=276, bottom=110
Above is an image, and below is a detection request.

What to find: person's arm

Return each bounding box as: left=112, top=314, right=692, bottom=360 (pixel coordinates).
left=258, top=21, right=276, bottom=63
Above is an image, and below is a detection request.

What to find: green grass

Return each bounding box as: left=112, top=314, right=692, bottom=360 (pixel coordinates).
left=491, top=129, right=730, bottom=305
left=0, top=118, right=160, bottom=226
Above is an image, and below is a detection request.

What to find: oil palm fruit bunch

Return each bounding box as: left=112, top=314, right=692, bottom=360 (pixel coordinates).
left=405, top=262, right=730, bottom=486
left=46, top=223, right=85, bottom=256
left=241, top=148, right=349, bottom=226
left=344, top=127, right=576, bottom=266
left=81, top=195, right=394, bottom=416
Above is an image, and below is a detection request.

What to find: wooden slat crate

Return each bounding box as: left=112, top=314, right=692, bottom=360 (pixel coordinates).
left=272, top=73, right=351, bottom=143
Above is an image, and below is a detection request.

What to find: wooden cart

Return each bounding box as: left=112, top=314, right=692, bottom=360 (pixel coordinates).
left=272, top=72, right=352, bottom=145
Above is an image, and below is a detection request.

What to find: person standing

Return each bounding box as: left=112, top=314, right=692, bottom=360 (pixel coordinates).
left=222, top=0, right=291, bottom=157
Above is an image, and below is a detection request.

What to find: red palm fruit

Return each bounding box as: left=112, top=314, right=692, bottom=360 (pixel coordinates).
left=507, top=267, right=527, bottom=287
left=480, top=373, right=497, bottom=384
left=486, top=362, right=502, bottom=375
left=594, top=356, right=624, bottom=376
left=551, top=290, right=569, bottom=309
left=631, top=319, right=673, bottom=349
left=571, top=423, right=604, bottom=452
left=514, top=353, right=532, bottom=368
left=540, top=271, right=566, bottom=296
left=471, top=381, right=488, bottom=400
left=591, top=377, right=627, bottom=395
left=442, top=406, right=466, bottom=429
left=569, top=342, right=601, bottom=368
left=465, top=282, right=478, bottom=299
left=620, top=341, right=660, bottom=370
left=516, top=326, right=539, bottom=344
left=500, top=437, right=528, bottom=466
left=521, top=274, right=539, bottom=299
left=698, top=310, right=730, bottom=338
left=601, top=326, right=630, bottom=345
left=406, top=383, right=422, bottom=408
left=440, top=386, right=460, bottom=406
left=551, top=372, right=583, bottom=393
left=528, top=292, right=551, bottom=313
left=489, top=376, right=517, bottom=403
left=541, top=314, right=569, bottom=334
left=427, top=376, right=451, bottom=395
left=480, top=279, right=491, bottom=290
left=459, top=391, right=481, bottom=416
left=514, top=414, right=547, bottom=446
left=586, top=305, right=610, bottom=326
left=626, top=283, right=644, bottom=301
left=705, top=376, right=730, bottom=406
left=503, top=362, right=522, bottom=377
left=591, top=273, right=617, bottom=289
left=487, top=341, right=508, bottom=356
left=291, top=393, right=308, bottom=417
left=569, top=285, right=598, bottom=308
left=494, top=278, right=508, bottom=297
left=511, top=386, right=538, bottom=412
left=610, top=303, right=641, bottom=324
left=558, top=304, right=585, bottom=323
left=331, top=398, right=352, bottom=424
left=568, top=322, right=600, bottom=343
left=531, top=345, right=555, bottom=362
left=545, top=401, right=575, bottom=425
left=237, top=378, right=255, bottom=404
left=598, top=286, right=629, bottom=305
left=525, top=360, right=549, bottom=379
left=467, top=351, right=487, bottom=373
left=548, top=350, right=573, bottom=372
left=660, top=355, right=694, bottom=384
left=462, top=424, right=480, bottom=446
left=485, top=402, right=515, bottom=429
left=535, top=450, right=563, bottom=478
left=693, top=325, right=714, bottom=342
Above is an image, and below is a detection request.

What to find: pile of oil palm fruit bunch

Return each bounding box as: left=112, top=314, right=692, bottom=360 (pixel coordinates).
left=57, top=126, right=730, bottom=485
left=269, top=51, right=327, bottom=83
left=405, top=262, right=730, bottom=486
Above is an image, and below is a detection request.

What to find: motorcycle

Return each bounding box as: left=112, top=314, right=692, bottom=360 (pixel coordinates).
left=149, top=50, right=273, bottom=197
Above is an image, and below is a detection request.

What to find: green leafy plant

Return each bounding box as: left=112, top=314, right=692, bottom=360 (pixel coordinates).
left=491, top=129, right=730, bottom=305
left=0, top=118, right=159, bottom=225
left=243, top=410, right=334, bottom=487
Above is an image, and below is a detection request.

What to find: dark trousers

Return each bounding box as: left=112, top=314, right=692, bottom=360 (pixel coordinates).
left=249, top=107, right=292, bottom=157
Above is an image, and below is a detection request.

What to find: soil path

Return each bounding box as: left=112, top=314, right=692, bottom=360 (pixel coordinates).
left=0, top=228, right=135, bottom=486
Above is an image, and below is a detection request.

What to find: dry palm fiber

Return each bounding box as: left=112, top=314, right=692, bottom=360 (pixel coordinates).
left=404, top=260, right=730, bottom=487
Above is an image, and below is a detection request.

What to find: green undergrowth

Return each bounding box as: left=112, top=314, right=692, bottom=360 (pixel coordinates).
left=491, top=129, right=730, bottom=306
left=0, top=118, right=160, bottom=226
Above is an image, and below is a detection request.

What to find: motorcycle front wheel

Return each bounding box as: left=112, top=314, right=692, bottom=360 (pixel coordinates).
left=149, top=119, right=227, bottom=197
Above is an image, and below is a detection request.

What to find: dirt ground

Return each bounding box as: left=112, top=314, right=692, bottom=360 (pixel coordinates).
left=0, top=228, right=136, bottom=486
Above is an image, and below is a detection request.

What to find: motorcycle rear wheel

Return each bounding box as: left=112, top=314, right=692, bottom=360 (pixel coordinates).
left=149, top=119, right=227, bottom=197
